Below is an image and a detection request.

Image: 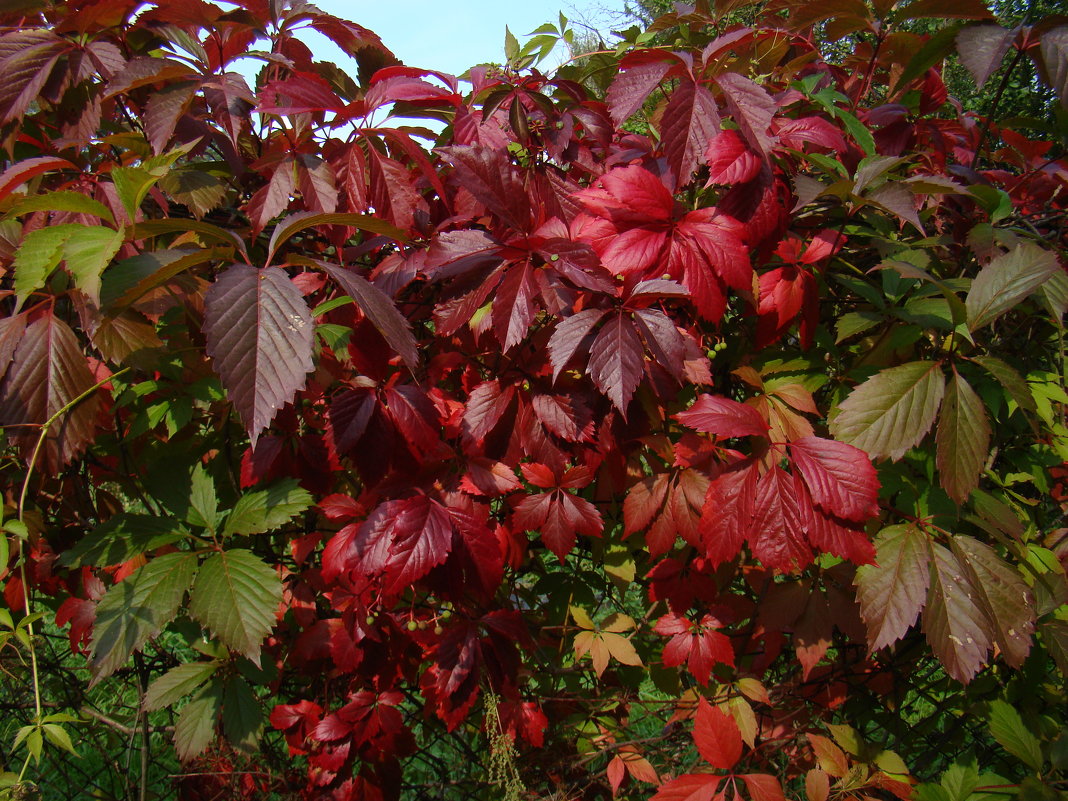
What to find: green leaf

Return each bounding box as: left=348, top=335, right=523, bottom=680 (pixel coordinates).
left=174, top=680, right=224, bottom=762
left=830, top=361, right=946, bottom=461
left=835, top=310, right=884, bottom=343
left=940, top=760, right=980, bottom=801
left=158, top=168, right=227, bottom=219
left=987, top=699, right=1043, bottom=770
left=836, top=109, right=876, bottom=156
left=89, top=552, right=198, bottom=684
left=12, top=224, right=80, bottom=310
left=923, top=543, right=991, bottom=683
left=6, top=190, right=115, bottom=223
left=855, top=524, right=931, bottom=650
left=1037, top=267, right=1068, bottom=322
left=41, top=724, right=78, bottom=756
left=936, top=368, right=990, bottom=505
left=970, top=355, right=1037, bottom=414
left=891, top=24, right=962, bottom=93
left=951, top=535, right=1035, bottom=668
left=60, top=225, right=124, bottom=303
left=966, top=243, right=1060, bottom=331
left=222, top=478, right=313, bottom=537
left=967, top=185, right=1013, bottom=222
left=188, top=549, right=281, bottom=664
left=59, top=514, right=187, bottom=568
left=144, top=661, right=219, bottom=711
left=222, top=676, right=262, bottom=752
left=187, top=463, right=219, bottom=532
left=111, top=165, right=166, bottom=220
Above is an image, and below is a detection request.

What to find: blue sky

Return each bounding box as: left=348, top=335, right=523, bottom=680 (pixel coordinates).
left=302, top=0, right=606, bottom=76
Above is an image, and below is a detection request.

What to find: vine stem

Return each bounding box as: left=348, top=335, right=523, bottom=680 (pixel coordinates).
left=10, top=366, right=129, bottom=763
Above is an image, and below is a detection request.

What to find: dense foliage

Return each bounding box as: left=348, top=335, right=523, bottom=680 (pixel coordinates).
left=0, top=0, right=1065, bottom=798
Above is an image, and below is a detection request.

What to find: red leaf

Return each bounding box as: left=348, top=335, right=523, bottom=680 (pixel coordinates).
left=588, top=313, right=645, bottom=414
left=144, top=80, right=197, bottom=155
left=0, top=156, right=76, bottom=204
left=662, top=80, right=721, bottom=187
left=257, top=71, right=344, bottom=114
left=531, top=393, right=593, bottom=443
left=789, top=436, right=880, bottom=523
left=650, top=774, right=722, bottom=801
left=353, top=496, right=455, bottom=595
left=741, top=774, right=787, bottom=801
left=705, top=129, right=762, bottom=185
left=700, top=460, right=758, bottom=565
left=748, top=466, right=812, bottom=571
left=656, top=613, right=734, bottom=684
left=513, top=488, right=602, bottom=561
left=694, top=697, right=742, bottom=769
left=491, top=261, right=539, bottom=351
left=676, top=395, right=769, bottom=439
left=462, top=380, right=515, bottom=449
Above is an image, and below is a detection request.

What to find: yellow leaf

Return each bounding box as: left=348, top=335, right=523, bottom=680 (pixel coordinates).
left=570, top=605, right=595, bottom=630
left=602, top=632, right=643, bottom=667
left=729, top=696, right=758, bottom=748
left=574, top=630, right=595, bottom=660
left=602, top=613, right=635, bottom=633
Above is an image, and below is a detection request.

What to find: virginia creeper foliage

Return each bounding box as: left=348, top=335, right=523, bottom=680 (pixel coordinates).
left=0, top=0, right=1066, bottom=798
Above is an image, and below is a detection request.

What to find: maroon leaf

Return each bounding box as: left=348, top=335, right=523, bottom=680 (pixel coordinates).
left=439, top=145, right=530, bottom=232
left=144, top=80, right=198, bottom=155
left=714, top=72, right=777, bottom=156
left=323, top=263, right=419, bottom=370
left=607, top=53, right=675, bottom=126
left=662, top=80, right=721, bottom=187
left=789, top=436, right=879, bottom=522
left=462, top=380, right=515, bottom=448
left=353, top=496, right=455, bottom=595
left=512, top=487, right=603, bottom=561
left=0, top=31, right=68, bottom=123
left=676, top=394, right=769, bottom=439
left=588, top=313, right=645, bottom=414
left=0, top=313, right=100, bottom=472
left=956, top=24, right=1018, bottom=89
left=203, top=265, right=315, bottom=446
left=491, top=261, right=538, bottom=351
left=548, top=308, right=606, bottom=381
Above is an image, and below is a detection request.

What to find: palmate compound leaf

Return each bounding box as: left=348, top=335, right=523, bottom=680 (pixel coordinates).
left=854, top=525, right=931, bottom=651
left=936, top=369, right=991, bottom=505
left=829, top=361, right=945, bottom=461
left=965, top=243, right=1060, bottom=331
left=188, top=549, right=282, bottom=665
left=0, top=313, right=101, bottom=473
left=923, top=543, right=992, bottom=683
left=89, top=552, right=199, bottom=684
left=203, top=265, right=314, bottom=447
left=950, top=535, right=1035, bottom=668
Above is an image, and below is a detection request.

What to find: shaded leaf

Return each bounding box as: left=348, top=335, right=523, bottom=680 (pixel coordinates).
left=966, top=243, right=1060, bottom=331
left=223, top=479, right=313, bottom=537
left=957, top=24, right=1017, bottom=89
left=662, top=80, right=721, bottom=186
left=923, top=543, right=991, bottom=683
left=0, top=313, right=101, bottom=472
left=323, top=263, right=419, bottom=370
left=855, top=525, right=930, bottom=650
left=222, top=676, right=263, bottom=752
left=952, top=535, right=1035, bottom=668
left=60, top=514, right=187, bottom=568
left=588, top=313, right=644, bottom=413
left=89, top=553, right=198, bottom=684
left=189, top=549, right=282, bottom=665
left=987, top=700, right=1043, bottom=770
left=144, top=662, right=220, bottom=712
left=936, top=369, right=990, bottom=504
left=175, top=680, right=224, bottom=762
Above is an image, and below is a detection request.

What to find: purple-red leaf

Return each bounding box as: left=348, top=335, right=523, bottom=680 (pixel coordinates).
left=588, top=313, right=644, bottom=414
left=322, top=263, right=419, bottom=371
left=353, top=496, right=455, bottom=596
left=714, top=72, right=777, bottom=156
left=0, top=313, right=100, bottom=472
left=204, top=265, right=314, bottom=446
left=662, top=80, right=721, bottom=188
left=854, top=524, right=931, bottom=651
left=923, top=542, right=991, bottom=683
